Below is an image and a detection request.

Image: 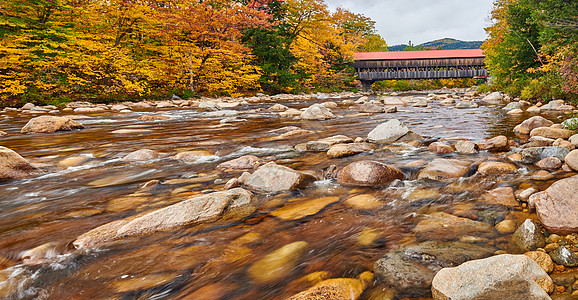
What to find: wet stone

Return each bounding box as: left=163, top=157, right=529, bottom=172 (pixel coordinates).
left=480, top=187, right=519, bottom=208
left=525, top=251, right=555, bottom=274
left=271, top=197, right=340, bottom=221
left=306, top=135, right=353, bottom=152
left=0, top=146, right=41, bottom=181
left=21, top=116, right=85, bottom=134
left=536, top=157, right=563, bottom=170
left=533, top=175, right=578, bottom=234
left=549, top=246, right=578, bottom=267
left=247, top=241, right=309, bottom=284
left=455, top=140, right=478, bottom=154
left=508, top=219, right=546, bottom=254
left=428, top=142, right=454, bottom=154
left=121, top=149, right=160, bottom=162
left=288, top=272, right=374, bottom=300
left=521, top=146, right=570, bottom=164
left=217, top=155, right=262, bottom=170
left=518, top=116, right=554, bottom=135
left=243, top=162, right=317, bottom=193
left=336, top=160, right=404, bottom=187
left=413, top=212, right=496, bottom=241
left=327, top=143, right=377, bottom=158
left=477, top=161, right=518, bottom=175
left=417, top=159, right=472, bottom=181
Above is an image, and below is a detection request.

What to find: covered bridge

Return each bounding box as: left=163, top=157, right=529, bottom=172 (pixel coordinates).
left=353, top=49, right=488, bottom=83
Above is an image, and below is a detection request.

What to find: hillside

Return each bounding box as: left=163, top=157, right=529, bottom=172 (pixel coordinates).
left=389, top=38, right=483, bottom=51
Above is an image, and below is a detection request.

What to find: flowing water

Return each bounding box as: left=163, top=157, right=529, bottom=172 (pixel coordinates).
left=0, top=93, right=568, bottom=299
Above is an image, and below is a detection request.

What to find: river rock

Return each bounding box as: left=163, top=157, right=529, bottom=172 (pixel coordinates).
left=243, top=162, right=317, bottom=193
left=532, top=175, right=578, bottom=234
left=0, top=146, right=40, bottom=181
left=428, top=142, right=454, bottom=154
left=417, top=159, right=472, bottom=181
left=288, top=272, right=373, bottom=300
left=549, top=246, right=578, bottom=267
left=359, top=102, right=385, bottom=113
left=173, top=150, right=214, bottom=161
left=508, top=219, right=546, bottom=254
left=503, top=102, right=522, bottom=111
left=367, top=119, right=414, bottom=143
left=455, top=141, right=478, bottom=154
left=247, top=241, right=309, bottom=284
left=138, top=115, right=171, bottom=121
left=306, top=135, right=353, bottom=151
left=336, top=160, right=404, bottom=187
left=197, top=100, right=221, bottom=112
left=525, top=251, right=555, bottom=273
left=217, top=155, right=262, bottom=170
left=271, top=197, right=340, bottom=221
left=373, top=241, right=495, bottom=296
left=477, top=161, right=518, bottom=175
left=301, top=104, right=336, bottom=120
left=20, top=116, right=84, bottom=134
left=431, top=254, right=554, bottom=300
left=381, top=97, right=405, bottom=106
left=564, top=150, right=578, bottom=171
left=480, top=187, right=518, bottom=207
left=481, top=92, right=504, bottom=104
left=413, top=212, right=495, bottom=241
left=521, top=146, right=570, bottom=164
left=74, top=188, right=255, bottom=248
left=518, top=116, right=554, bottom=135
left=455, top=101, right=478, bottom=109
left=327, top=143, right=377, bottom=158
left=536, top=157, right=562, bottom=170
left=121, top=149, right=160, bottom=162
left=269, top=104, right=288, bottom=111
left=530, top=127, right=574, bottom=139
left=477, top=135, right=509, bottom=151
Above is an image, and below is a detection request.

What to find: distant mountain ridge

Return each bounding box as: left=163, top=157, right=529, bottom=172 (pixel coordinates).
left=389, top=38, right=483, bottom=51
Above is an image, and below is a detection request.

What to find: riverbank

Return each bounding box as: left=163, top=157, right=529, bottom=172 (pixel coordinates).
left=0, top=89, right=577, bottom=299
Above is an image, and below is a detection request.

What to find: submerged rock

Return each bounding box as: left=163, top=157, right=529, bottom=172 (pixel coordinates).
left=373, top=241, right=495, bottom=296
left=0, top=146, right=40, bottom=181
left=271, top=197, right=340, bottom=221
left=243, top=162, right=317, bottom=193
left=247, top=241, right=309, bottom=284
left=121, top=149, right=160, bottom=162
left=74, top=188, right=255, bottom=248
left=532, top=175, right=578, bottom=234
left=417, top=159, right=472, bottom=181
left=432, top=255, right=553, bottom=300
left=413, top=212, right=495, bottom=241
left=20, top=116, right=84, bottom=134
left=336, top=160, right=404, bottom=187
left=289, top=272, right=374, bottom=300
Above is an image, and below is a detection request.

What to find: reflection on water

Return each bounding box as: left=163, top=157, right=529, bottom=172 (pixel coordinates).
left=0, top=94, right=567, bottom=299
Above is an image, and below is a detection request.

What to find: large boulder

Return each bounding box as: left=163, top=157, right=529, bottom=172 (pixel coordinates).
left=74, top=188, right=255, bottom=248
left=518, top=116, right=554, bottom=135
left=432, top=255, right=553, bottom=300
left=336, top=160, right=404, bottom=187
left=0, top=146, right=40, bottom=181
left=417, top=159, right=472, bottom=181
left=20, top=116, right=84, bottom=134
left=301, top=104, right=336, bottom=120
left=373, top=241, right=495, bottom=296
left=243, top=162, right=317, bottom=193
left=367, top=119, right=420, bottom=144
left=532, top=175, right=578, bottom=234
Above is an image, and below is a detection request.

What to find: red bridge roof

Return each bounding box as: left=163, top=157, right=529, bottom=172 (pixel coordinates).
left=354, top=49, right=485, bottom=61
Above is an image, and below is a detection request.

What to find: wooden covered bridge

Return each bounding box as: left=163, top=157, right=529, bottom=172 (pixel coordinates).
left=353, top=49, right=488, bottom=87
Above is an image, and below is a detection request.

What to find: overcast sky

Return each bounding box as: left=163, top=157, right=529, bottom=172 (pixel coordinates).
left=324, top=0, right=494, bottom=46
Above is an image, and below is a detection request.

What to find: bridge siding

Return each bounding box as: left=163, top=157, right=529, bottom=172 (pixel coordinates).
left=353, top=57, right=488, bottom=80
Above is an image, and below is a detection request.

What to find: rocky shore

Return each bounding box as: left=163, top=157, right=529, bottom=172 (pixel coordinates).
left=0, top=89, right=577, bottom=299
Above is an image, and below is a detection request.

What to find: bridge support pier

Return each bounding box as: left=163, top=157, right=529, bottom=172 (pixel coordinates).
left=360, top=80, right=373, bottom=92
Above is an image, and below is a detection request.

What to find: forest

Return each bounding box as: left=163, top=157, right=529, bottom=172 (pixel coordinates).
left=0, top=0, right=387, bottom=105
left=482, top=0, right=578, bottom=102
